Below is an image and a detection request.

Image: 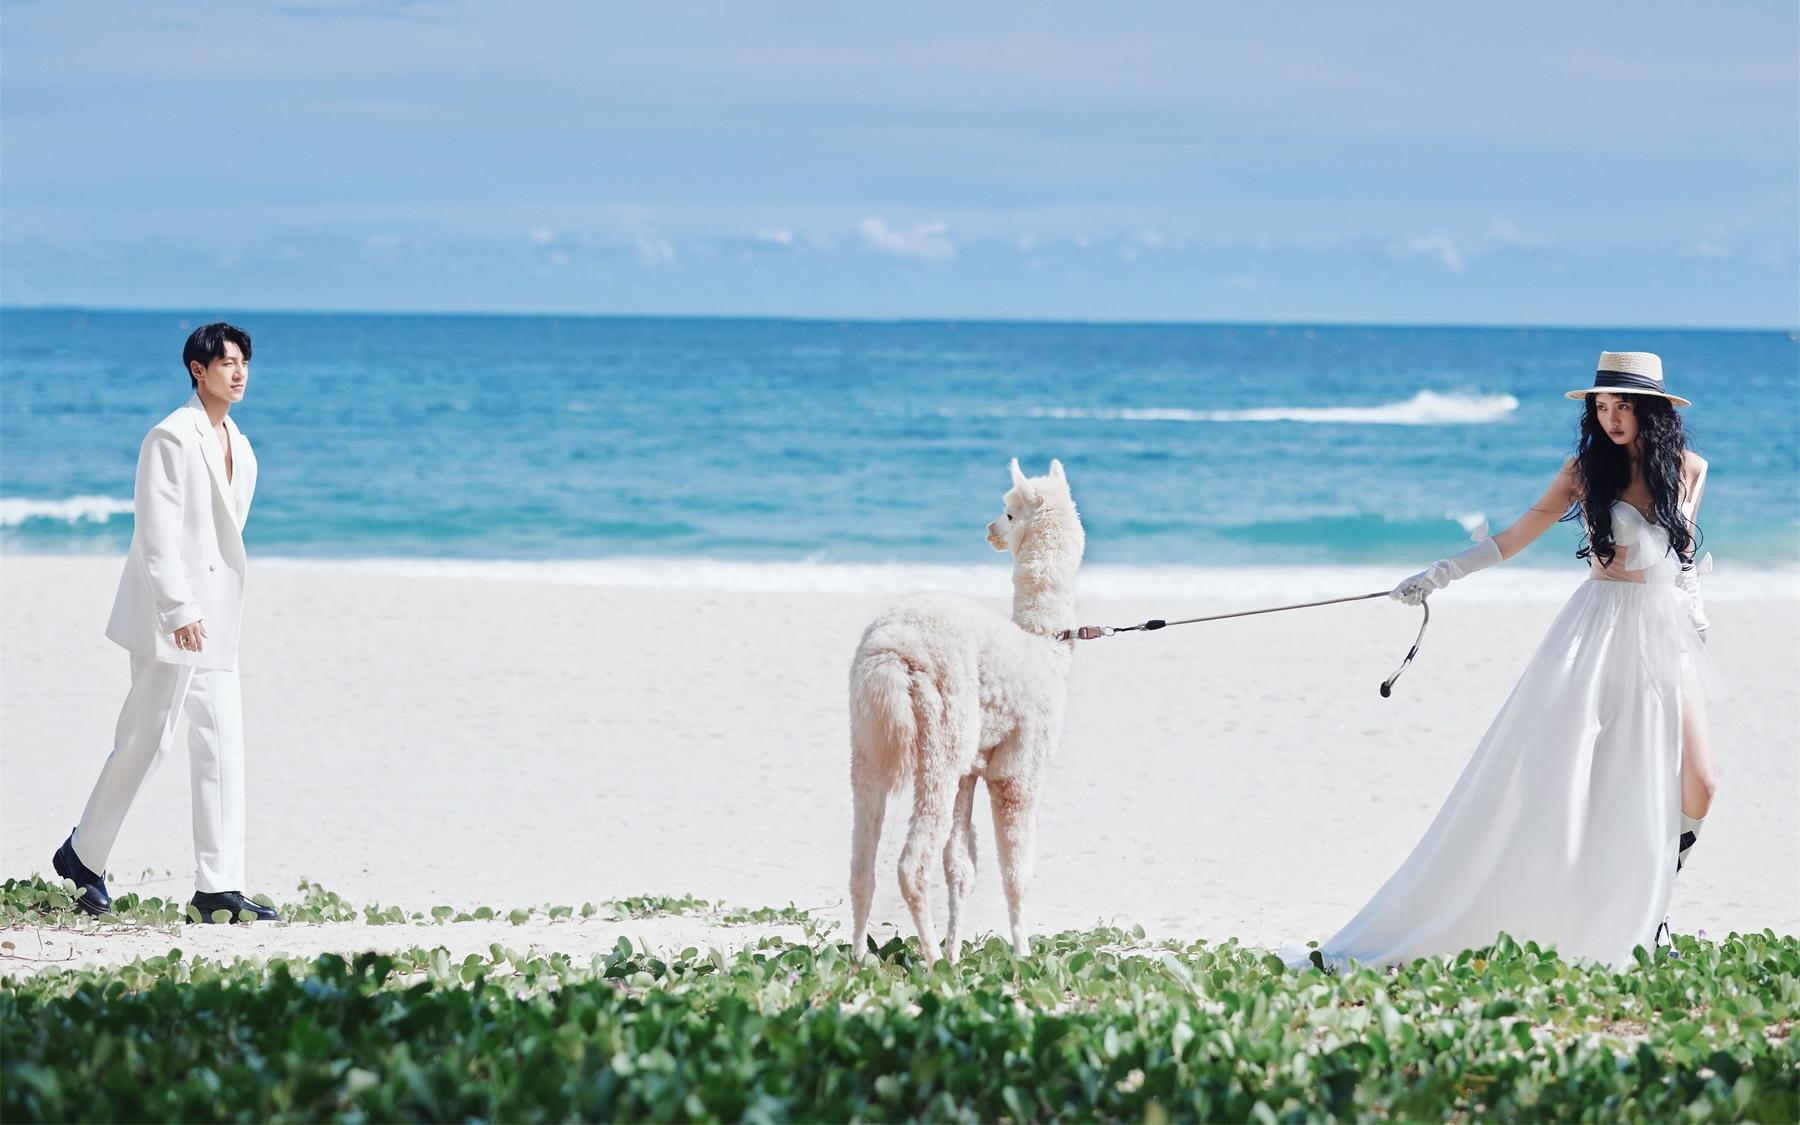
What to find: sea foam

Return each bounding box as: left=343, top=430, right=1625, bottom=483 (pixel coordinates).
left=956, top=390, right=1520, bottom=426
left=0, top=495, right=133, bottom=527
left=257, top=556, right=1798, bottom=603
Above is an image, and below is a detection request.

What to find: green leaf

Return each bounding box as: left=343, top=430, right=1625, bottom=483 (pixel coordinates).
left=1510, top=1021, right=1533, bottom=1051
left=1171, top=1020, right=1195, bottom=1054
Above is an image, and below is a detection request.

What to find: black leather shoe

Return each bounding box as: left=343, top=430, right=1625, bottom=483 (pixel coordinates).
left=189, top=890, right=278, bottom=924
left=52, top=833, right=111, bottom=916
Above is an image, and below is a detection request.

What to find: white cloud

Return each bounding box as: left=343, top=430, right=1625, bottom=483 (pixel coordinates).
left=1135, top=228, right=1167, bottom=248
left=1222, top=274, right=1263, bottom=291
left=635, top=234, right=677, bottom=266
left=856, top=218, right=955, bottom=261
left=1486, top=215, right=1548, bottom=247
left=1014, top=234, right=1037, bottom=251
left=1685, top=240, right=1732, bottom=260
left=756, top=227, right=795, bottom=245
left=364, top=232, right=404, bottom=250
left=526, top=226, right=555, bottom=245
left=1396, top=234, right=1466, bottom=273
left=1073, top=235, right=1092, bottom=249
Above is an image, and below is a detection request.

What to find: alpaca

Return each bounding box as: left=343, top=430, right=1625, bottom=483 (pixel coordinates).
left=848, top=458, right=1085, bottom=965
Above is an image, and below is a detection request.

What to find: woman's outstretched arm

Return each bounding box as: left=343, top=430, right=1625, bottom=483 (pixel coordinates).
left=1491, top=459, right=1580, bottom=561
left=1392, top=460, right=1580, bottom=604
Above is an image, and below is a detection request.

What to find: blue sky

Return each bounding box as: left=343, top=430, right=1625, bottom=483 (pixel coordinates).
left=2, top=2, right=1795, bottom=326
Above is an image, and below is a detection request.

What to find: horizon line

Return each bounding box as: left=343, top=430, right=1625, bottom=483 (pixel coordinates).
left=3, top=303, right=1795, bottom=336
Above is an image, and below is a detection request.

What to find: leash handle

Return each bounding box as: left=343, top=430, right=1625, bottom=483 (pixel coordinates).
left=1380, top=599, right=1431, bottom=697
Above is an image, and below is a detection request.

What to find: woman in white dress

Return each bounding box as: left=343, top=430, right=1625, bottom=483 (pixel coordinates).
left=1288, top=352, right=1724, bottom=970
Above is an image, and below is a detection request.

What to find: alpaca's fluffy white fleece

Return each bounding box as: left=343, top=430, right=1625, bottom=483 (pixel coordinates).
left=847, top=461, right=1086, bottom=963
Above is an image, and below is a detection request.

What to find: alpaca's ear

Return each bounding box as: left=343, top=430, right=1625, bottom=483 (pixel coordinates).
left=1009, top=458, right=1039, bottom=504
left=1048, top=459, right=1066, bottom=483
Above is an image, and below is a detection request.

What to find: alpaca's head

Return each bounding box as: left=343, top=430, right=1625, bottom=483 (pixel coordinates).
left=986, top=458, right=1085, bottom=565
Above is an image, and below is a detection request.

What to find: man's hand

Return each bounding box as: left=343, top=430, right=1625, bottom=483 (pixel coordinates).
left=173, top=620, right=207, bottom=652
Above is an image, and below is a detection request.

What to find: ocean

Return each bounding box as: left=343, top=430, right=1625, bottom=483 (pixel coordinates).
left=3, top=309, right=1796, bottom=595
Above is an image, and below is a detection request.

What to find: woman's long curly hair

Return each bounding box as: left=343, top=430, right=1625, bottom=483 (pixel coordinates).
left=1562, top=393, right=1695, bottom=568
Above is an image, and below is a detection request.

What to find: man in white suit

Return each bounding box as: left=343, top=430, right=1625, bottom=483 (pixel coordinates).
left=52, top=322, right=276, bottom=923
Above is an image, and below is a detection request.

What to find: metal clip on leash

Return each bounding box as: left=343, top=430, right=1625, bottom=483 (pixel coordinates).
left=1059, top=591, right=1432, bottom=698
left=1068, top=620, right=1169, bottom=640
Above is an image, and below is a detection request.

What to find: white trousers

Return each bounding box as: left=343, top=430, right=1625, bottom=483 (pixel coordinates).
left=72, top=654, right=246, bottom=893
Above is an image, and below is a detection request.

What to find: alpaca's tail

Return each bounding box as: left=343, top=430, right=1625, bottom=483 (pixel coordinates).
left=849, top=649, right=917, bottom=796
left=849, top=647, right=920, bottom=958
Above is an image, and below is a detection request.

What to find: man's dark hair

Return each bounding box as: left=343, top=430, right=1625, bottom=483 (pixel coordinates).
left=182, top=323, right=252, bottom=388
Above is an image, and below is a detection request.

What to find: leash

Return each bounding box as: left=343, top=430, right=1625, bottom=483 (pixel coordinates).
left=1056, top=591, right=1432, bottom=697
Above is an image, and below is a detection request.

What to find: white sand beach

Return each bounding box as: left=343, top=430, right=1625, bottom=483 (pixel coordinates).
left=3, top=555, right=1795, bottom=973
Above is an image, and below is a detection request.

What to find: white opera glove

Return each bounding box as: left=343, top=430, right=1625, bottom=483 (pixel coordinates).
left=1391, top=538, right=1503, bottom=606
left=1678, top=553, right=1711, bottom=642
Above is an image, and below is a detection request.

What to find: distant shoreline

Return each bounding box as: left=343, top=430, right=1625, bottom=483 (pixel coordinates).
left=4, top=549, right=1795, bottom=601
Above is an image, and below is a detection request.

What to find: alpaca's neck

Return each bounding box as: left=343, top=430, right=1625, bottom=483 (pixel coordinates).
left=1010, top=553, right=1076, bottom=638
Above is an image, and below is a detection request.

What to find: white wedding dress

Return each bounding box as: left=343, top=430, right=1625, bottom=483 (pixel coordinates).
left=1286, top=501, right=1725, bottom=969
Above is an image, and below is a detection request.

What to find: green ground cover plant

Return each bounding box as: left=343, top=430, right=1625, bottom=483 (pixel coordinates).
left=1, top=878, right=817, bottom=933
left=3, top=900, right=1795, bottom=1122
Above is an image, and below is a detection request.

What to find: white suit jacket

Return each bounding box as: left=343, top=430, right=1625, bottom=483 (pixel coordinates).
left=106, top=396, right=257, bottom=670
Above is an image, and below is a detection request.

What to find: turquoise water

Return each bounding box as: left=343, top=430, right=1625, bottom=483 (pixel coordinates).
left=2, top=309, right=1795, bottom=573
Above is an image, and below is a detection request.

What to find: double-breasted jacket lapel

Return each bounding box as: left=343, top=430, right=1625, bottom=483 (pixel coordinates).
left=186, top=398, right=249, bottom=559
left=222, top=414, right=254, bottom=531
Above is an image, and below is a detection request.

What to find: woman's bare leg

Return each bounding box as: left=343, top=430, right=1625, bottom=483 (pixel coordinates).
left=1680, top=685, right=1716, bottom=820
left=1678, top=682, right=1716, bottom=872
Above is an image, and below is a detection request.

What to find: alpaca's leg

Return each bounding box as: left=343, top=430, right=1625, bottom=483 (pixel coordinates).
left=848, top=775, right=887, bottom=961
left=988, top=775, right=1039, bottom=958
left=898, top=766, right=958, bottom=967
left=940, top=774, right=980, bottom=963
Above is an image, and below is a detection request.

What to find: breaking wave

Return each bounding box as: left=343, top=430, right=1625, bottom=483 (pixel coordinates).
left=0, top=495, right=133, bottom=527
left=250, top=556, right=1796, bottom=602
left=953, top=390, right=1519, bottom=426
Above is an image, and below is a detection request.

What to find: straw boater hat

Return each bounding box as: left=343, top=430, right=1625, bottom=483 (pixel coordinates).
left=1565, top=351, right=1690, bottom=407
